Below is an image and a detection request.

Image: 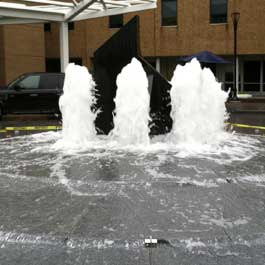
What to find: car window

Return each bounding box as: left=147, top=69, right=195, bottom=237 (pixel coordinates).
left=18, top=75, right=40, bottom=89
left=39, top=75, right=60, bottom=90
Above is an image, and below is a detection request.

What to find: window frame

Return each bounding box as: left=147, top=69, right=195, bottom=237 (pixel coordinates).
left=44, top=23, right=51, bottom=32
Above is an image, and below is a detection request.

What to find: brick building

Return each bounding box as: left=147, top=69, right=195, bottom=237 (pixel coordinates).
left=0, top=0, right=265, bottom=95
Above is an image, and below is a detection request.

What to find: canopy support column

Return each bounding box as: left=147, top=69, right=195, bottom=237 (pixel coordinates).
left=156, top=57, right=160, bottom=73
left=60, top=22, right=69, bottom=72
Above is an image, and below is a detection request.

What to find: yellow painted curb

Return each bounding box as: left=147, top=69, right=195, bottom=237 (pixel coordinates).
left=0, top=125, right=62, bottom=133
left=5, top=126, right=62, bottom=131
left=227, top=123, right=265, bottom=130
left=0, top=123, right=265, bottom=134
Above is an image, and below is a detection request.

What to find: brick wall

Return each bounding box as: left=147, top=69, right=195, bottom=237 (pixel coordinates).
left=3, top=24, right=45, bottom=84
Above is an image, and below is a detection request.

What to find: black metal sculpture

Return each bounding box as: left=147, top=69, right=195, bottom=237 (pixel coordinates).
left=93, top=16, right=172, bottom=135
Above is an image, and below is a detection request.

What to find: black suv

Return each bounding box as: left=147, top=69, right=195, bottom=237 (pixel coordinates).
left=0, top=73, right=65, bottom=119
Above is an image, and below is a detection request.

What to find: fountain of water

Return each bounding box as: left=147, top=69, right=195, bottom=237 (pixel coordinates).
left=58, top=63, right=97, bottom=147
left=57, top=58, right=229, bottom=149
left=110, top=58, right=150, bottom=145
left=169, top=58, right=228, bottom=144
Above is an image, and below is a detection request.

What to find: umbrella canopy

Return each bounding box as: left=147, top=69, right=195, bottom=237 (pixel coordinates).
left=180, top=50, right=231, bottom=64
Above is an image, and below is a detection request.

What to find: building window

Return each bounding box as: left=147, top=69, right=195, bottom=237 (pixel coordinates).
left=109, top=15, right=123, bottom=28
left=244, top=61, right=261, bottom=92
left=44, top=23, right=51, bottom=32
left=224, top=71, right=234, bottom=91
left=210, top=0, right=227, bottom=24
left=68, top=22, right=75, bottom=30
left=162, top=0, right=177, bottom=26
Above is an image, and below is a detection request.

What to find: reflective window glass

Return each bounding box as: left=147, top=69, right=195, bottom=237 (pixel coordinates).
left=109, top=15, right=123, bottom=28
left=225, top=72, right=233, bottom=82
left=210, top=0, right=227, bottom=23
left=44, top=23, right=51, bottom=32
left=18, top=75, right=40, bottom=89
left=244, top=61, right=261, bottom=92
left=162, top=0, right=177, bottom=26
left=224, top=72, right=233, bottom=92
left=68, top=22, right=74, bottom=31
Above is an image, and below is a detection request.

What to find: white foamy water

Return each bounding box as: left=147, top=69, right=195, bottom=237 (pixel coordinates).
left=170, top=58, right=228, bottom=144
left=110, top=58, right=150, bottom=145
left=57, top=63, right=97, bottom=147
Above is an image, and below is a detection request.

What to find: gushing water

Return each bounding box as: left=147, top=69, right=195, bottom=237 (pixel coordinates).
left=58, top=63, right=97, bottom=147
left=56, top=59, right=229, bottom=151
left=170, top=58, right=228, bottom=144
left=110, top=58, right=150, bottom=145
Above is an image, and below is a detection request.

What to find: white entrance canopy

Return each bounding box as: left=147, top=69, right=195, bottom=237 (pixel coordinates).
left=0, top=0, right=156, bottom=70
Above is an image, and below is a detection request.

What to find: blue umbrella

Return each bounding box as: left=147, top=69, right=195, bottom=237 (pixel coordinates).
left=180, top=50, right=231, bottom=64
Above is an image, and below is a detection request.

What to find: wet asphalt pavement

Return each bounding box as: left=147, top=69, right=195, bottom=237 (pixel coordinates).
left=0, top=113, right=265, bottom=265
